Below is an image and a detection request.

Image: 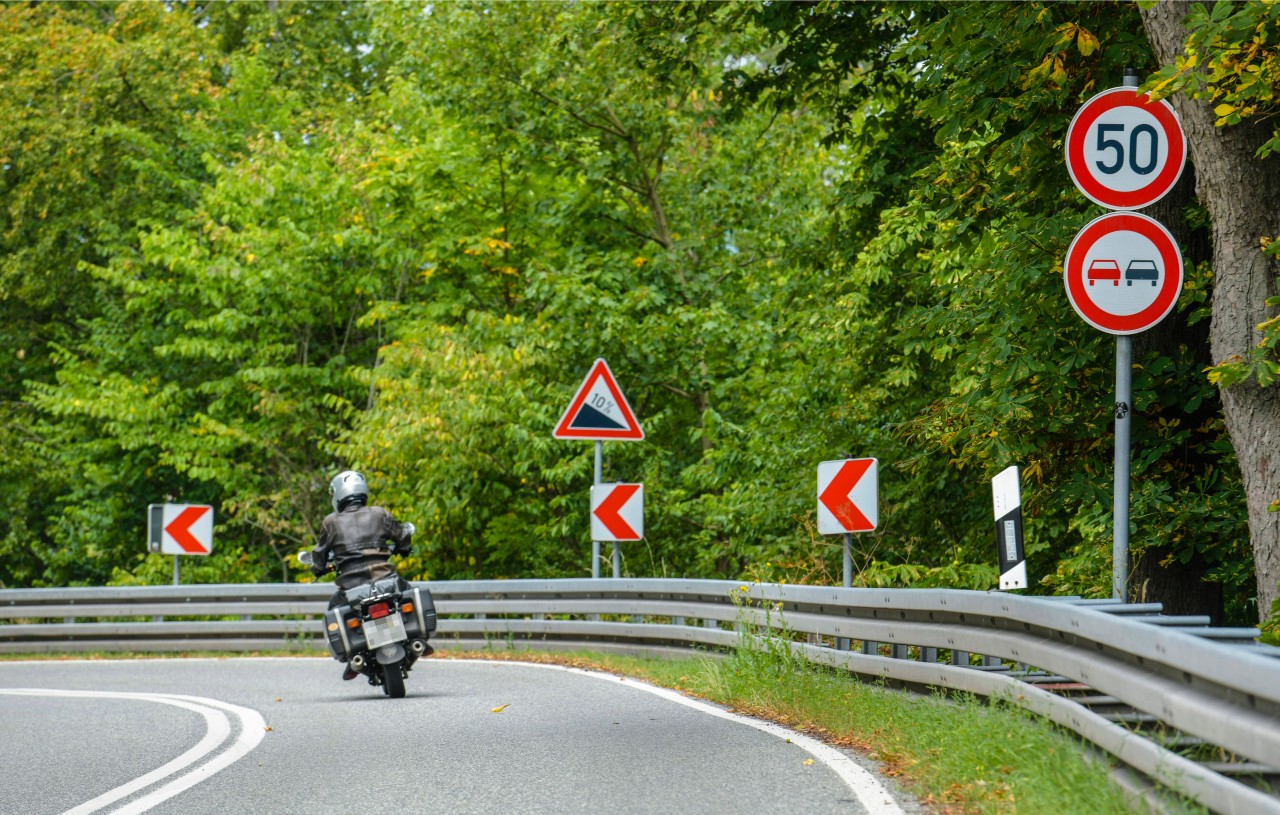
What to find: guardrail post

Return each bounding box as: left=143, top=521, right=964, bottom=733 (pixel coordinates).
left=861, top=640, right=877, bottom=656
left=953, top=649, right=970, bottom=667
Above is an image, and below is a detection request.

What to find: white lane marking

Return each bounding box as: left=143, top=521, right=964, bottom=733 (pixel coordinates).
left=0, top=689, right=265, bottom=815
left=475, top=660, right=908, bottom=815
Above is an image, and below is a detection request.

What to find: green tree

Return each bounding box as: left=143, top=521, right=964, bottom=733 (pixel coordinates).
left=0, top=1, right=217, bottom=585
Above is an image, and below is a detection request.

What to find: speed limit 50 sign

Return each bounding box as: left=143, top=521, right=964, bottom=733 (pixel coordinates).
left=1065, top=87, right=1186, bottom=210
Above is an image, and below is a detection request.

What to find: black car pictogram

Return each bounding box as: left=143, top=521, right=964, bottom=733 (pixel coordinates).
left=1125, top=259, right=1159, bottom=286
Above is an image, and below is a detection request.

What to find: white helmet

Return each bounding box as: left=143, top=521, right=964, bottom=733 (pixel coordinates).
left=329, top=470, right=369, bottom=512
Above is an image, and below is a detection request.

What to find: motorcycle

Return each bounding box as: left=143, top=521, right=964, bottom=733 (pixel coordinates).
left=298, top=538, right=437, bottom=699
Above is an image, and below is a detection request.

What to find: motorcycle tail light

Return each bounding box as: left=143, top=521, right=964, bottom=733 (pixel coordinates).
left=368, top=602, right=391, bottom=620
left=401, top=602, right=415, bottom=614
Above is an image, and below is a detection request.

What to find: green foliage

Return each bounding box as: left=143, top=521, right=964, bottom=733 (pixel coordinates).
left=0, top=0, right=1262, bottom=621
left=1263, top=591, right=1280, bottom=646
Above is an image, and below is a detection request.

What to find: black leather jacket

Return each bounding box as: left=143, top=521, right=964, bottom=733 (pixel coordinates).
left=313, top=504, right=413, bottom=591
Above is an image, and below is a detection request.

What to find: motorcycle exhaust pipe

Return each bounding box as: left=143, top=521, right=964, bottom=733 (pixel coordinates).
left=350, top=654, right=366, bottom=671
left=409, top=639, right=427, bottom=656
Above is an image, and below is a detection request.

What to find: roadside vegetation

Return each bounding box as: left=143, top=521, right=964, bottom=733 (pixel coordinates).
left=2, top=3, right=1277, bottom=632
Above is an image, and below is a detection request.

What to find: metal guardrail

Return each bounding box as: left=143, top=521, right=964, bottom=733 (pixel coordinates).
left=2, top=579, right=1278, bottom=814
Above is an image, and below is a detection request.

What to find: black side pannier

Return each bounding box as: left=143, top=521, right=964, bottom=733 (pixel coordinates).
left=323, top=604, right=367, bottom=661
left=402, top=585, right=438, bottom=640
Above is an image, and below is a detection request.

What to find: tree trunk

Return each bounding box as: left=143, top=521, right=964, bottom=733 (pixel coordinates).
left=1131, top=546, right=1224, bottom=624
left=1142, top=2, right=1280, bottom=621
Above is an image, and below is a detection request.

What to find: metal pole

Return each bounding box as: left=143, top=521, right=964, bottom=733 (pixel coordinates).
left=592, top=441, right=602, bottom=579
left=1112, top=68, right=1140, bottom=603
left=1113, top=335, right=1132, bottom=601
left=173, top=556, right=180, bottom=587
left=843, top=533, right=853, bottom=588
left=837, top=533, right=853, bottom=650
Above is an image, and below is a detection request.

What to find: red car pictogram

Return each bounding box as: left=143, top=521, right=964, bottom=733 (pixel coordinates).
left=1087, top=259, right=1122, bottom=286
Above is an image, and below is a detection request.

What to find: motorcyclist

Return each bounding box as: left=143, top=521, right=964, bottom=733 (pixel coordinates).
left=312, top=469, right=416, bottom=680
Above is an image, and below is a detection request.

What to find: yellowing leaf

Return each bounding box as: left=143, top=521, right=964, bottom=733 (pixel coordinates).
left=1050, top=56, right=1068, bottom=86
left=1024, top=57, right=1052, bottom=89
left=491, top=704, right=510, bottom=713
left=1077, top=28, right=1100, bottom=57
left=1214, top=103, right=1237, bottom=117
left=802, top=758, right=815, bottom=766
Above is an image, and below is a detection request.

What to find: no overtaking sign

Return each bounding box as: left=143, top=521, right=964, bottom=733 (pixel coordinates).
left=1063, top=211, right=1184, bottom=336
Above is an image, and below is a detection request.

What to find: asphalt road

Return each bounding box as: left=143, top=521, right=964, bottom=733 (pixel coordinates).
left=0, top=657, right=917, bottom=815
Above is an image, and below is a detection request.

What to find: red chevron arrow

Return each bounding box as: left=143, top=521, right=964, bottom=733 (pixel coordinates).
left=593, top=484, right=641, bottom=540
left=165, top=505, right=211, bottom=553
left=819, top=459, right=874, bottom=532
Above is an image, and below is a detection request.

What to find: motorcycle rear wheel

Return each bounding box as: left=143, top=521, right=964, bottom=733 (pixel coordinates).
left=381, top=660, right=406, bottom=698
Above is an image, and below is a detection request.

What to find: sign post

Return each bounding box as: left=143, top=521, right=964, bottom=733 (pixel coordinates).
left=593, top=442, right=602, bottom=579
left=817, top=458, right=878, bottom=650
left=553, top=358, right=645, bottom=578
left=1064, top=70, right=1186, bottom=600
left=148, top=503, right=214, bottom=585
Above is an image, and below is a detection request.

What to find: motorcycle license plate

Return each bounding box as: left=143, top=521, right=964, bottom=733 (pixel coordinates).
left=364, top=613, right=407, bottom=649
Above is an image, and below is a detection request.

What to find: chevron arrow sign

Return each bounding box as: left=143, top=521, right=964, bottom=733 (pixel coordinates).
left=590, top=483, right=643, bottom=541
left=816, top=459, right=878, bottom=535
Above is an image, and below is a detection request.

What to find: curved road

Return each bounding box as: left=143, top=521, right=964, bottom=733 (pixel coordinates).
left=0, top=657, right=917, bottom=814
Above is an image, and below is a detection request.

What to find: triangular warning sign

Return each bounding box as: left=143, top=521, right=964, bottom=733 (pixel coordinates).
left=553, top=358, right=644, bottom=441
